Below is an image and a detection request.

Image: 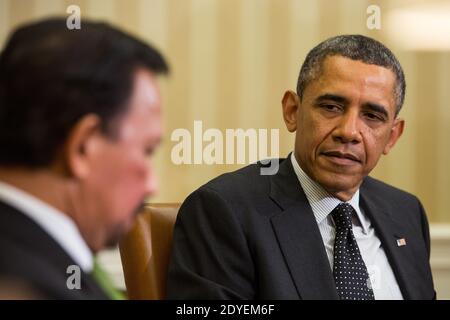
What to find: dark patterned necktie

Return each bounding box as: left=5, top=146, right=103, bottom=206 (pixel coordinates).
left=332, top=203, right=374, bottom=300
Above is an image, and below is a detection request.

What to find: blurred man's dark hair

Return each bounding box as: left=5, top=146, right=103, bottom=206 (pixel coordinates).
left=0, top=18, right=169, bottom=167
left=0, top=17, right=169, bottom=299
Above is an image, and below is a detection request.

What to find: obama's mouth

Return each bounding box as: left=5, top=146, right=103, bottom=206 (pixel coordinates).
left=321, top=150, right=362, bottom=166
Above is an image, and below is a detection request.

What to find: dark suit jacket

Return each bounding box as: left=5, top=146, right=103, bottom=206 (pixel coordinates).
left=167, top=157, right=435, bottom=299
left=0, top=201, right=109, bottom=299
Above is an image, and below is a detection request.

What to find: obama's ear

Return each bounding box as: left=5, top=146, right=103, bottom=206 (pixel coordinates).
left=383, top=118, right=405, bottom=155
left=282, top=90, right=300, bottom=133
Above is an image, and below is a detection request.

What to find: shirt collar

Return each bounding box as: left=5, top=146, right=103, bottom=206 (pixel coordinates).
left=0, top=181, right=93, bottom=272
left=290, top=153, right=369, bottom=233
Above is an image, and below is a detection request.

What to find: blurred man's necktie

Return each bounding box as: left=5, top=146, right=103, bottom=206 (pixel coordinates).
left=92, top=259, right=126, bottom=300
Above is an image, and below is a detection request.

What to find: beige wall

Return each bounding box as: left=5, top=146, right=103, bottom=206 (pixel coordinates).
left=1, top=0, right=449, bottom=222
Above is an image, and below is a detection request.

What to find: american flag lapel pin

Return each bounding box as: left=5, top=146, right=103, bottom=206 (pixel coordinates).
left=396, top=238, right=407, bottom=247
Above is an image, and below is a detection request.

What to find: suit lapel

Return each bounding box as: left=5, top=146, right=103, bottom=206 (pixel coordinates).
left=360, top=182, right=415, bottom=299
left=268, top=158, right=339, bottom=299
left=265, top=158, right=430, bottom=300
left=0, top=201, right=109, bottom=299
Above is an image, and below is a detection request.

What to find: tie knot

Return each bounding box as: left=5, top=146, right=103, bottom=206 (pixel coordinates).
left=332, top=203, right=354, bottom=230
left=92, top=259, right=125, bottom=300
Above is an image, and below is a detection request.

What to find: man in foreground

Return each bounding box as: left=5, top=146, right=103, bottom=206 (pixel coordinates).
left=0, top=18, right=169, bottom=299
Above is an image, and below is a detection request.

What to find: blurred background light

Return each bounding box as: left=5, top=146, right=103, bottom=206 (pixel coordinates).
left=387, top=1, right=450, bottom=51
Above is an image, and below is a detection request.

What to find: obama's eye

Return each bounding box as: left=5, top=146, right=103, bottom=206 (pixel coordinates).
left=363, top=111, right=386, bottom=122
left=319, top=104, right=343, bottom=113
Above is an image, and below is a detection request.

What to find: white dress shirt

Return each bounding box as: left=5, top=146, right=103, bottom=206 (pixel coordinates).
left=290, top=154, right=403, bottom=300
left=0, top=181, right=93, bottom=272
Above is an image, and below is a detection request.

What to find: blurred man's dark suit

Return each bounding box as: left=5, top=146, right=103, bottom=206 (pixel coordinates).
left=167, top=157, right=435, bottom=299
left=0, top=202, right=108, bottom=299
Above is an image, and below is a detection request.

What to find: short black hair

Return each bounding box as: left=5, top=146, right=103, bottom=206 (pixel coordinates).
left=0, top=17, right=169, bottom=168
left=296, top=35, right=405, bottom=115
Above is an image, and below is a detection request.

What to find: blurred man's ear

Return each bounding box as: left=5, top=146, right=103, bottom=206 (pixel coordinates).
left=282, top=90, right=300, bottom=133
left=63, top=114, right=103, bottom=179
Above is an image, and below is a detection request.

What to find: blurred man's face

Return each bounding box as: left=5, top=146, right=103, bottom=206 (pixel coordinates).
left=283, top=56, right=404, bottom=201
left=81, top=68, right=162, bottom=250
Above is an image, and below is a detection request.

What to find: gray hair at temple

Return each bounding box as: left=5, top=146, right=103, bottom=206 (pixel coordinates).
left=296, top=35, right=406, bottom=116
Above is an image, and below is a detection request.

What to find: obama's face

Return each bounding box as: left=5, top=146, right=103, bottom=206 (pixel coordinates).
left=282, top=55, right=404, bottom=201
